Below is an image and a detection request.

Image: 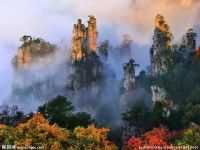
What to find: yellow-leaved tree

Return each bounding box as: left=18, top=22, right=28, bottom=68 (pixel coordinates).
left=0, top=113, right=118, bottom=150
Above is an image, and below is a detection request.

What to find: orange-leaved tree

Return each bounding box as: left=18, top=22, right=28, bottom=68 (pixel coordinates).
left=69, top=125, right=118, bottom=150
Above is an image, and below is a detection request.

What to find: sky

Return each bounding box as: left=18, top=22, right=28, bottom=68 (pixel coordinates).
left=0, top=0, right=200, bottom=102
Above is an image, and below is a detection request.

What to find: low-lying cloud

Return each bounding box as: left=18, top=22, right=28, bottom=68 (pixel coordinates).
left=0, top=0, right=200, bottom=103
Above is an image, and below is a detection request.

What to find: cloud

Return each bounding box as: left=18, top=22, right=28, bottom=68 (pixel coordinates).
left=41, top=0, right=200, bottom=45
left=0, top=44, right=13, bottom=103
left=0, top=0, right=199, bottom=46
left=127, top=0, right=200, bottom=44
left=0, top=0, right=200, bottom=104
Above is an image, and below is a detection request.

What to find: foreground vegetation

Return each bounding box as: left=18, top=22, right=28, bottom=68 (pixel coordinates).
left=0, top=113, right=117, bottom=150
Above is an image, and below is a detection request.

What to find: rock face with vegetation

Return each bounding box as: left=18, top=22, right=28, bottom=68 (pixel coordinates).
left=71, top=16, right=97, bottom=63
left=175, top=29, right=197, bottom=63
left=14, top=35, right=56, bottom=67
left=123, top=59, right=138, bottom=92
left=9, top=36, right=65, bottom=111
left=150, top=14, right=172, bottom=103
left=69, top=17, right=101, bottom=91
left=98, top=40, right=110, bottom=63
left=69, top=51, right=102, bottom=91
left=151, top=85, right=166, bottom=102
left=150, top=14, right=172, bottom=77
left=150, top=15, right=198, bottom=104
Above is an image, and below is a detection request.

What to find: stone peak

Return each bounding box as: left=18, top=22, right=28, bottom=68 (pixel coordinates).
left=188, top=28, right=194, bottom=33
left=154, top=14, right=171, bottom=33
left=155, top=14, right=164, bottom=27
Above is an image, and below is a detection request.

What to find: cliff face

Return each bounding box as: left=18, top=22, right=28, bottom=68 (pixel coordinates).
left=151, top=86, right=166, bottom=102
left=123, top=59, right=138, bottom=92
left=181, top=29, right=197, bottom=51
left=87, top=16, right=97, bottom=52
left=9, top=36, right=65, bottom=111
left=18, top=47, right=32, bottom=67
left=176, top=29, right=197, bottom=62
left=150, top=14, right=172, bottom=77
left=150, top=14, right=173, bottom=103
left=98, top=40, right=109, bottom=63
left=69, top=16, right=101, bottom=91
left=69, top=51, right=101, bottom=91
left=150, top=15, right=198, bottom=104
left=72, top=16, right=97, bottom=63
left=15, top=36, right=56, bottom=67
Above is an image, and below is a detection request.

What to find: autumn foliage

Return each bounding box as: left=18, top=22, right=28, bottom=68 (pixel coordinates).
left=0, top=113, right=117, bottom=150
left=0, top=124, right=5, bottom=131
left=196, top=47, right=200, bottom=57
left=123, top=126, right=181, bottom=150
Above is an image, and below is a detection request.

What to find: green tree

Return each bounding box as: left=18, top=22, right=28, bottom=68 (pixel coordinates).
left=37, top=95, right=94, bottom=129
left=166, top=107, right=184, bottom=130
left=67, top=112, right=94, bottom=130
left=122, top=100, right=150, bottom=132
left=0, top=104, right=24, bottom=126
left=176, top=124, right=200, bottom=146
left=182, top=103, right=200, bottom=125
left=149, top=101, right=167, bottom=129
left=37, top=95, right=75, bottom=128
left=186, top=87, right=200, bottom=104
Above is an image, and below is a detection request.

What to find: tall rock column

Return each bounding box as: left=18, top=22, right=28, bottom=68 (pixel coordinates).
left=186, top=29, right=197, bottom=51
left=150, top=14, right=172, bottom=77
left=123, top=59, right=139, bottom=92
left=15, top=36, right=56, bottom=68
left=87, top=16, right=97, bottom=52
left=72, top=19, right=86, bottom=63
left=179, top=28, right=197, bottom=52
left=17, top=47, right=32, bottom=67
left=71, top=16, right=98, bottom=63
left=150, top=14, right=172, bottom=103
left=69, top=16, right=101, bottom=91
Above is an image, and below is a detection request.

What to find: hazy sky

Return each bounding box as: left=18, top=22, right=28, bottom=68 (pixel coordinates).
left=0, top=0, right=200, bottom=102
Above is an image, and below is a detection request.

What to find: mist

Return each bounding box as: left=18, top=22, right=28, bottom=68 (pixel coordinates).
left=6, top=48, right=70, bottom=112
left=0, top=0, right=200, bottom=128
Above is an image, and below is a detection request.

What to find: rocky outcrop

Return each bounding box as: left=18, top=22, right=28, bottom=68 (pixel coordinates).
left=17, top=47, right=32, bottom=67
left=72, top=16, right=98, bottom=63
left=123, top=59, right=138, bottom=92
left=15, top=35, right=56, bottom=67
left=150, top=15, right=198, bottom=104
left=68, top=51, right=101, bottom=90
left=150, top=14, right=172, bottom=77
left=150, top=14, right=173, bottom=103
left=175, top=29, right=197, bottom=62
left=151, top=85, right=166, bottom=103
left=9, top=36, right=66, bottom=111
left=98, top=40, right=109, bottom=63
left=180, top=29, right=197, bottom=52
left=69, top=16, right=101, bottom=91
